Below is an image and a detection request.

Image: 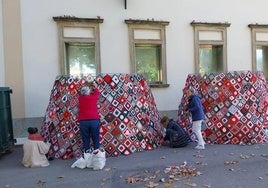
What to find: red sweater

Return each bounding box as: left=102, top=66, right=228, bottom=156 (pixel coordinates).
left=78, top=88, right=100, bottom=121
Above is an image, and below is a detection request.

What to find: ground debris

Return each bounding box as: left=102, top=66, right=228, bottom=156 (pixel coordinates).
left=37, top=179, right=46, bottom=187
left=146, top=181, right=159, bottom=188
left=164, top=164, right=201, bottom=178
left=260, top=154, right=268, bottom=157
left=125, top=176, right=144, bottom=183
left=163, top=183, right=172, bottom=188
left=239, top=154, right=255, bottom=159
left=224, top=160, right=239, bottom=165
left=102, top=177, right=110, bottom=182
left=193, top=154, right=205, bottom=158
left=103, top=167, right=111, bottom=171
left=125, top=170, right=160, bottom=184
left=125, top=161, right=201, bottom=187
left=184, top=181, right=197, bottom=187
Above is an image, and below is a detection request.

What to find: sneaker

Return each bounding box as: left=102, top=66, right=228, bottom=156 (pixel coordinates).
left=195, top=145, right=205, bottom=150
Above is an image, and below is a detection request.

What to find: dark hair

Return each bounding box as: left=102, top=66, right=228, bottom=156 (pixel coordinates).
left=27, top=127, right=38, bottom=134
left=160, top=116, right=170, bottom=128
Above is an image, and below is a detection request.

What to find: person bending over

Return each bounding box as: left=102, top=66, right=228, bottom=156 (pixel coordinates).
left=160, top=116, right=191, bottom=147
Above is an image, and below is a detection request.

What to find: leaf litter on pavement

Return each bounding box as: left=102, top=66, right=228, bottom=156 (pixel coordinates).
left=123, top=147, right=268, bottom=187
left=124, top=160, right=203, bottom=187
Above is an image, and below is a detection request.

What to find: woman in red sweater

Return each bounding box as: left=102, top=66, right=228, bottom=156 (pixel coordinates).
left=78, top=82, right=100, bottom=154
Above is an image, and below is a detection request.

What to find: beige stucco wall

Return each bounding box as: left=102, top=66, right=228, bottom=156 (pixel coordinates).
left=2, top=0, right=268, bottom=139
left=2, top=0, right=268, bottom=121
left=0, top=0, right=4, bottom=85
left=2, top=0, right=25, bottom=118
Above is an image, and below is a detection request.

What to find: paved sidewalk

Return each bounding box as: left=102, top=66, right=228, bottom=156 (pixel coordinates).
left=0, top=142, right=268, bottom=188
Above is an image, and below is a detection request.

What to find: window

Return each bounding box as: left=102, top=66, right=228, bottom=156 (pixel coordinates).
left=249, top=24, right=268, bottom=80
left=53, top=16, right=103, bottom=76
left=191, top=21, right=230, bottom=76
left=125, top=19, right=169, bottom=87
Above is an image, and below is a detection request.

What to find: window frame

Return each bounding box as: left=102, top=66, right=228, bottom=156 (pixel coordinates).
left=53, top=16, right=103, bottom=75
left=125, top=19, right=169, bottom=87
left=191, top=21, right=230, bottom=74
left=249, top=24, right=268, bottom=74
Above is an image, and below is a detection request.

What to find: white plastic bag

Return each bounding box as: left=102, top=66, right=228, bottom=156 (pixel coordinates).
left=92, top=148, right=106, bottom=170
left=71, top=157, right=86, bottom=169
left=85, top=152, right=93, bottom=168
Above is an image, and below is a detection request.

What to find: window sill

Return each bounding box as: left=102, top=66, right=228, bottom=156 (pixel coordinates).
left=149, top=83, right=170, bottom=88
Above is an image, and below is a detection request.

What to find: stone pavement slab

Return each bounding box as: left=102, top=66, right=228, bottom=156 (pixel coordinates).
left=0, top=142, right=268, bottom=188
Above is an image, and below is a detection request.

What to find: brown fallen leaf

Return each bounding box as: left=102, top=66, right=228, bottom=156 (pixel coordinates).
left=144, top=169, right=149, bottom=173
left=104, top=167, right=111, bottom=171
left=193, top=154, right=205, bottom=158
left=125, top=177, right=141, bottom=183
left=163, top=183, right=172, bottom=188
left=240, top=154, right=254, bottom=159
left=185, top=181, right=197, bottom=187
left=146, top=181, right=159, bottom=188
left=102, top=177, right=110, bottom=182
left=37, top=179, right=46, bottom=187
left=164, top=167, right=171, bottom=173
left=224, top=160, right=239, bottom=165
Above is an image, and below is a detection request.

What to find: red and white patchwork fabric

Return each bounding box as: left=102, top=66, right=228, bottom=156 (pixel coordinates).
left=41, top=74, right=164, bottom=159
left=178, top=71, right=268, bottom=145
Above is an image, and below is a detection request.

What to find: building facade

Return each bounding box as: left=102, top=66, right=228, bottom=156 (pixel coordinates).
left=1, top=0, right=268, bottom=140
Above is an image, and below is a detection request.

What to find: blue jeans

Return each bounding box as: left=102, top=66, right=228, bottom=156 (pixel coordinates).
left=79, top=119, right=100, bottom=151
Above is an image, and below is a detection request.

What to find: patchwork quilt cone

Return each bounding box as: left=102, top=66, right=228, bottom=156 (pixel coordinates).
left=41, top=74, right=165, bottom=159
left=178, top=71, right=268, bottom=145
